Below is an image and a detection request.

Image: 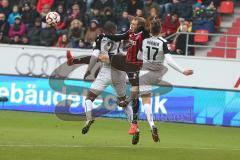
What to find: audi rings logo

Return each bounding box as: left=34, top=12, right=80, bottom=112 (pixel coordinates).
left=15, top=53, right=66, bottom=77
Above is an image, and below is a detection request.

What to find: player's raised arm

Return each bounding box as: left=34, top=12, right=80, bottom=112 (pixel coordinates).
left=162, top=37, right=193, bottom=76
left=103, top=30, right=129, bottom=42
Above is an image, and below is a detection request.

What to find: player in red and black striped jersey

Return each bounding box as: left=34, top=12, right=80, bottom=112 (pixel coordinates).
left=99, top=17, right=150, bottom=144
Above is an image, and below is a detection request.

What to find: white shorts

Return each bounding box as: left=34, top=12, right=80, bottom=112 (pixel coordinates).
left=90, top=67, right=127, bottom=97
left=139, top=67, right=168, bottom=95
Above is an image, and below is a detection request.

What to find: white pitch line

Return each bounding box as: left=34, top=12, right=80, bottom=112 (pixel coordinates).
left=0, top=144, right=240, bottom=151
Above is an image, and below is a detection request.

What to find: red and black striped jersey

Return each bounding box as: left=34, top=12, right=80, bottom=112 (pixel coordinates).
left=106, top=29, right=149, bottom=68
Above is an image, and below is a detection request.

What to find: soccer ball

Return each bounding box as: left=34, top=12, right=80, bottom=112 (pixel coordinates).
left=46, top=12, right=60, bottom=25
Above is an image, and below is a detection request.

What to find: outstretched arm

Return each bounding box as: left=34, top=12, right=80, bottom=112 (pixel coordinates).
left=165, top=54, right=193, bottom=75
left=104, top=31, right=129, bottom=42
left=161, top=38, right=193, bottom=76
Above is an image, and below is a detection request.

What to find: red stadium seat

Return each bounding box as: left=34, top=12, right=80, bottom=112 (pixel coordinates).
left=194, top=30, right=209, bottom=43
left=207, top=48, right=236, bottom=58
left=218, top=1, right=234, bottom=14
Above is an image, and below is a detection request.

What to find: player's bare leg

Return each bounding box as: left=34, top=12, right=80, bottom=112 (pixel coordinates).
left=141, top=93, right=160, bottom=142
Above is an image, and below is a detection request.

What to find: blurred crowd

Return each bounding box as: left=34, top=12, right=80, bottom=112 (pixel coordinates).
left=0, top=0, right=221, bottom=54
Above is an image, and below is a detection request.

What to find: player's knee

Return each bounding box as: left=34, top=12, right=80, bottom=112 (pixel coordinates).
left=86, top=91, right=97, bottom=101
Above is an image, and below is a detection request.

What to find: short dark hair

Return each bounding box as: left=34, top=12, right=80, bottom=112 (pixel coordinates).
left=103, top=21, right=117, bottom=34
left=150, top=19, right=161, bottom=36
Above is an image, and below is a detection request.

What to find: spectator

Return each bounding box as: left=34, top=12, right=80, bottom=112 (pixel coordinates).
left=178, top=19, right=192, bottom=32
left=65, top=0, right=86, bottom=16
left=8, top=16, right=27, bottom=38
left=102, top=7, right=116, bottom=25
left=84, top=19, right=101, bottom=48
left=40, top=4, right=51, bottom=18
left=10, top=35, right=22, bottom=44
left=161, top=12, right=180, bottom=37
left=174, top=23, right=194, bottom=55
left=143, top=0, right=159, bottom=18
left=27, top=17, right=41, bottom=45
left=146, top=7, right=160, bottom=31
left=68, top=19, right=85, bottom=48
left=157, top=0, right=172, bottom=19
left=0, top=13, right=9, bottom=38
left=171, top=0, right=193, bottom=20
left=192, top=1, right=217, bottom=33
left=85, top=7, right=102, bottom=27
left=7, top=5, right=21, bottom=26
left=127, top=0, right=144, bottom=16
left=21, top=2, right=40, bottom=27
left=114, top=0, right=128, bottom=19
left=117, top=11, right=130, bottom=33
left=55, top=3, right=67, bottom=31
left=40, top=23, right=57, bottom=46
left=55, top=33, right=72, bottom=48
left=36, top=0, right=54, bottom=13
left=21, top=35, right=29, bottom=45
left=0, top=0, right=12, bottom=18
left=136, top=9, right=144, bottom=18
left=78, top=39, right=86, bottom=48
left=91, top=0, right=114, bottom=13
left=40, top=4, right=51, bottom=28
left=202, top=0, right=220, bottom=8
left=67, top=3, right=84, bottom=24
left=18, top=0, right=38, bottom=9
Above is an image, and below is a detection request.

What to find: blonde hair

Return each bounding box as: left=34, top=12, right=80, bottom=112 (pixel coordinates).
left=133, top=16, right=146, bottom=28
left=70, top=19, right=82, bottom=29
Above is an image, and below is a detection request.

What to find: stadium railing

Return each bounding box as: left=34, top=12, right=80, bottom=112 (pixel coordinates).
left=166, top=31, right=240, bottom=58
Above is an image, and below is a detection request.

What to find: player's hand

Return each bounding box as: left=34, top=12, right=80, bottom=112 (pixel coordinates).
left=176, top=49, right=183, bottom=54
left=98, top=54, right=110, bottom=63
left=183, top=69, right=193, bottom=76
left=84, top=70, right=91, bottom=79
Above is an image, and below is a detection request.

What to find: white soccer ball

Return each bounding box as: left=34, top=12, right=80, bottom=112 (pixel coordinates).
left=46, top=12, right=60, bottom=25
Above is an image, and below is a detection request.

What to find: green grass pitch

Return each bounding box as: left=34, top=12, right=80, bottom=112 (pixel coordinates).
left=0, top=110, right=240, bottom=160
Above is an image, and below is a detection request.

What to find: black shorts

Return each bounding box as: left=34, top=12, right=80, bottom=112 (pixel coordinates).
left=110, top=55, right=140, bottom=86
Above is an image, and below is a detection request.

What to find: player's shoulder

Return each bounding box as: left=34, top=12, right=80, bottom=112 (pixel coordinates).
left=156, top=36, right=168, bottom=43
left=143, top=36, right=166, bottom=42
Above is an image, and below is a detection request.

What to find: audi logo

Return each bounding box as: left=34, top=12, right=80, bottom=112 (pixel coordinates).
left=15, top=53, right=67, bottom=77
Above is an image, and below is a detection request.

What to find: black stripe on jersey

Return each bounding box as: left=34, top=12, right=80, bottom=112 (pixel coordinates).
left=157, top=37, right=171, bottom=54
left=135, top=38, right=139, bottom=61
left=93, top=36, right=102, bottom=50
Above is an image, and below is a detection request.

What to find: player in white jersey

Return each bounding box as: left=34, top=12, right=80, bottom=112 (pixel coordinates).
left=138, top=19, right=194, bottom=142
left=66, top=22, right=135, bottom=141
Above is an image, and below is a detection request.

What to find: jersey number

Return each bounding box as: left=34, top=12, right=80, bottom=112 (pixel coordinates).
left=146, top=46, right=158, bottom=60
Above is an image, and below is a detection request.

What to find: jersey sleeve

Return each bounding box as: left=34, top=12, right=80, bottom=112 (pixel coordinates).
left=105, top=31, right=129, bottom=41
left=163, top=41, right=171, bottom=54
left=93, top=36, right=102, bottom=50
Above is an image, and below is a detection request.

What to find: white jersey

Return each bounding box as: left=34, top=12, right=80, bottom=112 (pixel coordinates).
left=141, top=36, right=170, bottom=71
left=94, top=37, right=121, bottom=68
left=90, top=37, right=127, bottom=97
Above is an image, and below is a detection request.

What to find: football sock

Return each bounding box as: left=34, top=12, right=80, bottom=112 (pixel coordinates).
left=73, top=56, right=91, bottom=64
left=123, top=105, right=133, bottom=122
left=132, top=98, right=139, bottom=123
left=85, top=99, right=94, bottom=121
left=143, top=103, right=154, bottom=129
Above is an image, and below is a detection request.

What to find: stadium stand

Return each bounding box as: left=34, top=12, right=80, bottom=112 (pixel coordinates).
left=0, top=0, right=239, bottom=58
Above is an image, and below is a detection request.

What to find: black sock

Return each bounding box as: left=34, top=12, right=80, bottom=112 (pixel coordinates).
left=73, top=56, right=91, bottom=64
left=132, top=98, right=139, bottom=123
